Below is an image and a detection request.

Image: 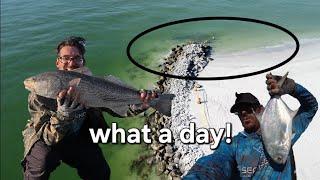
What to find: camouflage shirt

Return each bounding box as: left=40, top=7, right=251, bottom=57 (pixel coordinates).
left=22, top=92, right=145, bottom=159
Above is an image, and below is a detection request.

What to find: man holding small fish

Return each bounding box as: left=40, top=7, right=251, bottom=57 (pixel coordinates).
left=184, top=73, right=318, bottom=179
left=21, top=36, right=169, bottom=180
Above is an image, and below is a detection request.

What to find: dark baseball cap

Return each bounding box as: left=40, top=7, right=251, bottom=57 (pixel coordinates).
left=230, top=92, right=261, bottom=113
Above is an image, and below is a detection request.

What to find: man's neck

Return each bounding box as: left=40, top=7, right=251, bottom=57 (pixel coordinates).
left=244, top=128, right=261, bottom=135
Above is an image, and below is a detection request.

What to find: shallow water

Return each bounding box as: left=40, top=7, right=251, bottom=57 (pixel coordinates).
left=1, top=0, right=320, bottom=179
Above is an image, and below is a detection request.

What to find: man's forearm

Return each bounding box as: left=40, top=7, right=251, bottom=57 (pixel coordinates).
left=27, top=93, right=74, bottom=145
left=291, top=83, right=318, bottom=144
left=292, top=83, right=318, bottom=114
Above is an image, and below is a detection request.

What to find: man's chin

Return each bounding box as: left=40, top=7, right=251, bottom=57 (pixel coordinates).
left=244, top=124, right=255, bottom=133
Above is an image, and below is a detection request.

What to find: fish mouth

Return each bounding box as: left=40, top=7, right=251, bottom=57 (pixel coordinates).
left=24, top=77, right=35, bottom=91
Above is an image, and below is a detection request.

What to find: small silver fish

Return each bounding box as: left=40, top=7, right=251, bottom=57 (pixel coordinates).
left=260, top=72, right=297, bottom=164
left=24, top=68, right=174, bottom=116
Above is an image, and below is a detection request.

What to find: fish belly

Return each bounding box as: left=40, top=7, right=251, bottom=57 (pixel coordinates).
left=261, top=98, right=292, bottom=164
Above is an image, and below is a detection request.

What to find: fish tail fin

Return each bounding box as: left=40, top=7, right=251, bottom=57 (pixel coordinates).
left=149, top=94, right=175, bottom=116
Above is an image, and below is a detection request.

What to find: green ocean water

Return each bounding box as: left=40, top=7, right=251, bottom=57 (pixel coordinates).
left=1, top=0, right=320, bottom=179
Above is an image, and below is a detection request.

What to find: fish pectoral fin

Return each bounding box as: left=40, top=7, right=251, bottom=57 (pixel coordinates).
left=69, top=78, right=81, bottom=87
left=277, top=72, right=289, bottom=88
left=104, top=75, right=136, bottom=90
left=149, top=94, right=175, bottom=116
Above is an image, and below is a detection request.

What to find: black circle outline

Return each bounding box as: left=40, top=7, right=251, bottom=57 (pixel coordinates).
left=126, top=17, right=300, bottom=80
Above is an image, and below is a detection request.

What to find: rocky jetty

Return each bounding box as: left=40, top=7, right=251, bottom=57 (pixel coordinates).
left=146, top=42, right=213, bottom=179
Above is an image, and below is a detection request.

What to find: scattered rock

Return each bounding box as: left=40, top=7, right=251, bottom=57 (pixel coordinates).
left=146, top=157, right=155, bottom=165
left=165, top=145, right=173, bottom=154
left=157, top=161, right=167, bottom=175
left=145, top=42, right=213, bottom=178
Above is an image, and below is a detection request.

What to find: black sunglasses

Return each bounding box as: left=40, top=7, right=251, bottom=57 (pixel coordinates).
left=234, top=106, right=255, bottom=115
left=58, top=55, right=83, bottom=63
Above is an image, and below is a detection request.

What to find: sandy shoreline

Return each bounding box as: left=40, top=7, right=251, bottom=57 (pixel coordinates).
left=190, top=38, right=320, bottom=179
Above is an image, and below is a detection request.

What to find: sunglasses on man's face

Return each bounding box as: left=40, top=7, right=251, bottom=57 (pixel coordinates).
left=234, top=106, right=255, bottom=116
left=58, top=55, right=83, bottom=64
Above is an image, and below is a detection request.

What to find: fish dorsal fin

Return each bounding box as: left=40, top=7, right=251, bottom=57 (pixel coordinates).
left=69, top=78, right=81, bottom=87
left=277, top=72, right=289, bottom=88
left=104, top=75, right=135, bottom=89
left=71, top=67, right=93, bottom=75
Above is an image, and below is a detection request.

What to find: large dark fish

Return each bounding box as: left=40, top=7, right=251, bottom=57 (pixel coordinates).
left=259, top=72, right=297, bottom=164
left=24, top=68, right=174, bottom=116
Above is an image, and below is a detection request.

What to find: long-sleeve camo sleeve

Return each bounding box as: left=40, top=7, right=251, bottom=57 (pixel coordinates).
left=27, top=93, right=74, bottom=145
left=23, top=93, right=105, bottom=158
left=25, top=93, right=146, bottom=145
left=23, top=92, right=148, bottom=159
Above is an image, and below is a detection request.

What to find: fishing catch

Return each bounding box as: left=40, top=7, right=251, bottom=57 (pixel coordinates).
left=259, top=72, right=297, bottom=164
left=24, top=68, right=174, bottom=116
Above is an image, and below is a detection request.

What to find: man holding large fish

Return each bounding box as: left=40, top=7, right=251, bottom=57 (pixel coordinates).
left=21, top=36, right=172, bottom=180
left=184, top=74, right=318, bottom=179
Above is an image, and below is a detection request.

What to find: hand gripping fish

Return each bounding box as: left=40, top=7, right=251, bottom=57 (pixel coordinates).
left=24, top=68, right=175, bottom=116
left=259, top=72, right=298, bottom=164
